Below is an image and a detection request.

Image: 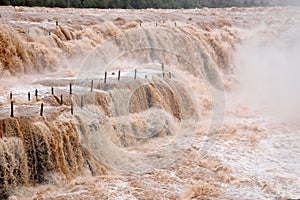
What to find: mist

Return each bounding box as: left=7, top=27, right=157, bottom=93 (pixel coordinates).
left=235, top=22, right=300, bottom=121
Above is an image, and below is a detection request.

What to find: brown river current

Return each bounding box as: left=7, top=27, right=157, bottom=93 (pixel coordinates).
left=0, top=6, right=300, bottom=199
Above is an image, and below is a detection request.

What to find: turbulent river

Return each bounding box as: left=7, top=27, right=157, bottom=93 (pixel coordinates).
left=0, top=6, right=299, bottom=199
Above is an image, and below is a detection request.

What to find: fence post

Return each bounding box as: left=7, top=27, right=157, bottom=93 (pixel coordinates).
left=35, top=89, right=38, bottom=101
left=10, top=92, right=12, bottom=100
left=71, top=102, right=73, bottom=115
left=28, top=92, right=30, bottom=101
left=104, top=71, right=107, bottom=84
left=134, top=69, right=137, bottom=79
left=10, top=101, right=13, bottom=117
left=69, top=83, right=72, bottom=95
left=91, top=80, right=93, bottom=92
left=40, top=103, right=44, bottom=116
left=81, top=96, right=83, bottom=109
left=60, top=94, right=63, bottom=105
left=118, top=70, right=121, bottom=81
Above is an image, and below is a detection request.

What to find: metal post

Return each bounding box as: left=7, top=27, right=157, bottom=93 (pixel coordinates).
left=35, top=89, right=38, bottom=101
left=10, top=101, right=13, bottom=117
left=118, top=70, right=121, bottom=81
left=28, top=92, right=30, bottom=101
left=104, top=71, right=107, bottom=84
left=91, top=80, right=93, bottom=92
left=51, top=87, right=54, bottom=95
left=69, top=83, right=72, bottom=95
left=71, top=102, right=73, bottom=115
left=81, top=96, right=83, bottom=109
left=40, top=103, right=44, bottom=116
left=134, top=69, right=137, bottom=79
left=10, top=92, right=12, bottom=100
left=60, top=94, right=63, bottom=105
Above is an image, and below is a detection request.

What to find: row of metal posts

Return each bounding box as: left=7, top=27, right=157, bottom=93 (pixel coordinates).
left=9, top=67, right=171, bottom=117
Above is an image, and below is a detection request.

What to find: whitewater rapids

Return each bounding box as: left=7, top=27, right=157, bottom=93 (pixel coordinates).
left=0, top=6, right=299, bottom=199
